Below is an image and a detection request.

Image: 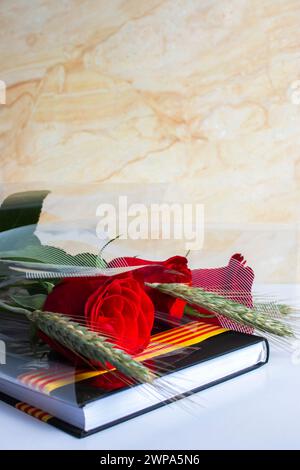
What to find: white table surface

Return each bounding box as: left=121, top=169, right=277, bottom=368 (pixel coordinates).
left=1, top=284, right=299, bottom=450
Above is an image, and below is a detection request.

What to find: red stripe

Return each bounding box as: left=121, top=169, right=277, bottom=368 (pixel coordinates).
left=36, top=370, right=81, bottom=392
left=29, top=368, right=74, bottom=390
left=149, top=321, right=199, bottom=342
left=141, top=324, right=220, bottom=357
left=39, top=412, right=50, bottom=421
left=19, top=366, right=69, bottom=386
left=21, top=404, right=31, bottom=413
left=146, top=322, right=214, bottom=351
left=136, top=324, right=220, bottom=358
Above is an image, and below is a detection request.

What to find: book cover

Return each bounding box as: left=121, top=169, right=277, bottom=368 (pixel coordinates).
left=0, top=311, right=269, bottom=437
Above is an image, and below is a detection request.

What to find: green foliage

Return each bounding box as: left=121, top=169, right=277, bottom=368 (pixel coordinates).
left=184, top=304, right=215, bottom=318
left=10, top=293, right=47, bottom=311
left=0, top=190, right=49, bottom=233
left=0, top=190, right=49, bottom=250
left=0, top=245, right=107, bottom=269
left=0, top=190, right=50, bottom=282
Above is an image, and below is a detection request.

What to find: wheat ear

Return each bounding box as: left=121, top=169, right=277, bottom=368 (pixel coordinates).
left=147, top=283, right=293, bottom=337
left=0, top=301, right=154, bottom=383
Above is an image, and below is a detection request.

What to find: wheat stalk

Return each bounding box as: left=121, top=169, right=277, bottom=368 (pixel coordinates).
left=147, top=283, right=294, bottom=337
left=254, top=302, right=293, bottom=316
left=0, top=301, right=155, bottom=383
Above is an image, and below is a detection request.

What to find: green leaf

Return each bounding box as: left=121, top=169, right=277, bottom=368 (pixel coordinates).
left=41, top=281, right=55, bottom=294
left=184, top=304, right=216, bottom=318
left=0, top=245, right=106, bottom=268
left=0, top=190, right=50, bottom=252
left=0, top=190, right=49, bottom=233
left=24, top=280, right=55, bottom=296
left=10, top=293, right=47, bottom=311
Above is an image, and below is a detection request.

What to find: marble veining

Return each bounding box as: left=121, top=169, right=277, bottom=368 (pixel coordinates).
left=0, top=0, right=299, bottom=281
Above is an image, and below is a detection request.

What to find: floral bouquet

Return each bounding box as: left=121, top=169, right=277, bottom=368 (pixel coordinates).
left=0, top=189, right=297, bottom=391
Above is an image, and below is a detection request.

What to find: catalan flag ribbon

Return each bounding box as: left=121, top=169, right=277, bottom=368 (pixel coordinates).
left=18, top=321, right=227, bottom=395
left=15, top=402, right=52, bottom=423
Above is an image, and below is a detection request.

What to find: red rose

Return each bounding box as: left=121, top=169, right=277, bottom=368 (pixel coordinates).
left=85, top=275, right=154, bottom=354
left=109, top=256, right=192, bottom=319
left=41, top=273, right=155, bottom=365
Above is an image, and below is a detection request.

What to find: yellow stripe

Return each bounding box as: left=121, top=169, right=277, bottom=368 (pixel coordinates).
left=143, top=323, right=216, bottom=354
left=35, top=409, right=46, bottom=420
left=137, top=324, right=221, bottom=357
left=44, top=370, right=106, bottom=394
left=20, top=321, right=228, bottom=394
left=44, top=326, right=227, bottom=393
left=15, top=402, right=52, bottom=422
left=21, top=325, right=202, bottom=390
left=41, top=414, right=52, bottom=423
left=147, top=321, right=200, bottom=343
left=137, top=328, right=226, bottom=361
left=44, top=323, right=216, bottom=391
left=17, top=403, right=29, bottom=412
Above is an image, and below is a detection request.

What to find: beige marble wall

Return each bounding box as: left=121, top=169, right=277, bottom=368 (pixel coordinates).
left=0, top=0, right=299, bottom=282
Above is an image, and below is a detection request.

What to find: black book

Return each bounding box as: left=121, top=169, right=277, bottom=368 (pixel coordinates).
left=0, top=312, right=268, bottom=437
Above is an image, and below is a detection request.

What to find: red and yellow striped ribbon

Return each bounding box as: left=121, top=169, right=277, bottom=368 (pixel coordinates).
left=18, top=321, right=227, bottom=394
left=15, top=402, right=52, bottom=422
